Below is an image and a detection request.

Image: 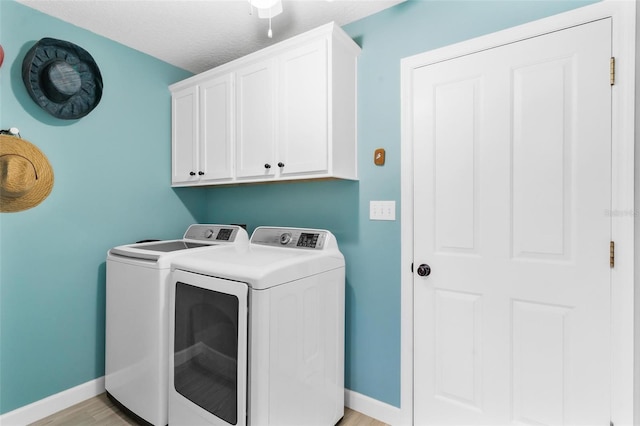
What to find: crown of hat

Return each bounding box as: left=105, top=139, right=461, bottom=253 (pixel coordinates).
left=0, top=154, right=38, bottom=198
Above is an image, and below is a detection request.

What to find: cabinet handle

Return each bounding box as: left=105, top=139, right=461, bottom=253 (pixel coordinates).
left=198, top=171, right=205, bottom=175
left=264, top=163, right=271, bottom=169
left=189, top=171, right=196, bottom=176
left=278, top=162, right=285, bottom=168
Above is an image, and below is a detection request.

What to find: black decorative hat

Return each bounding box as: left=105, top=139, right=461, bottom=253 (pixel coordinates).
left=22, top=38, right=103, bottom=120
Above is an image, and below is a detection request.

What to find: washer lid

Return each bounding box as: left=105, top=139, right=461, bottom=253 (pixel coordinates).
left=108, top=224, right=249, bottom=263
left=109, top=240, right=217, bottom=261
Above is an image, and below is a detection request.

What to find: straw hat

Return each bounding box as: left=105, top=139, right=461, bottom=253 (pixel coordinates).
left=22, top=38, right=103, bottom=120
left=0, top=134, right=54, bottom=212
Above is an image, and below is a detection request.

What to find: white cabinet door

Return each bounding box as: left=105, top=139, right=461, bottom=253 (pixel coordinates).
left=277, top=39, right=328, bottom=177
left=200, top=75, right=234, bottom=182
left=412, top=18, right=611, bottom=425
left=235, top=59, right=276, bottom=179
left=171, top=86, right=198, bottom=184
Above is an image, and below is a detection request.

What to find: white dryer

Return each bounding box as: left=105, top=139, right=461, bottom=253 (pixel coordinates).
left=169, top=227, right=345, bottom=426
left=106, top=224, right=248, bottom=426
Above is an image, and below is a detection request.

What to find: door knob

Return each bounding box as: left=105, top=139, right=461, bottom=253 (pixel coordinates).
left=189, top=171, right=196, bottom=176
left=278, top=162, right=285, bottom=168
left=264, top=163, right=271, bottom=169
left=417, top=264, right=431, bottom=277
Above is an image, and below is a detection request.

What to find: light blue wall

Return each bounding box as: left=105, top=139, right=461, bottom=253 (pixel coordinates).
left=0, top=1, right=201, bottom=414
left=203, top=0, right=599, bottom=407
left=0, top=0, right=600, bottom=416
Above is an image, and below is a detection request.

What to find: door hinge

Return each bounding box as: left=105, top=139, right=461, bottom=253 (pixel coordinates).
left=411, top=263, right=414, bottom=273
left=610, top=57, right=615, bottom=85
left=610, top=241, right=615, bottom=268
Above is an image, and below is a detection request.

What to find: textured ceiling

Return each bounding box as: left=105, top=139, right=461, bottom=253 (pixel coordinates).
left=17, top=0, right=404, bottom=74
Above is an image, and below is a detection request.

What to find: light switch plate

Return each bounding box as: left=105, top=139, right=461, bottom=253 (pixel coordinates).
left=370, top=200, right=396, bottom=221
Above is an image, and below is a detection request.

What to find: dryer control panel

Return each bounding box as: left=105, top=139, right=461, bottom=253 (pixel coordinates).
left=251, top=227, right=337, bottom=250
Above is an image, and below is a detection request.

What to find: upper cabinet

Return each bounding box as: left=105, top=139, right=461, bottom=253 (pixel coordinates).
left=169, top=22, right=361, bottom=187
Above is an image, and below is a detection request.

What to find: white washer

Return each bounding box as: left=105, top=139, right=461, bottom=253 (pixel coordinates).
left=169, top=227, right=345, bottom=426
left=105, top=224, right=249, bottom=426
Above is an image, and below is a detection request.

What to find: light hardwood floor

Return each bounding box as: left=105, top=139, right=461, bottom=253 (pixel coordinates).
left=29, top=393, right=388, bottom=426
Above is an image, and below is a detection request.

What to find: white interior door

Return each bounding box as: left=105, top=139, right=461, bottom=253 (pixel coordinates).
left=412, top=19, right=612, bottom=425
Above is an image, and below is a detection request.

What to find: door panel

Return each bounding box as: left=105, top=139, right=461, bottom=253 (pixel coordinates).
left=511, top=57, right=573, bottom=260
left=433, top=77, right=480, bottom=254
left=511, top=300, right=569, bottom=425
left=434, top=289, right=483, bottom=410
left=413, top=19, right=612, bottom=425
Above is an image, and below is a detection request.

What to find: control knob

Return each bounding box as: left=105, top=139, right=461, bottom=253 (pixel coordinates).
left=279, top=233, right=292, bottom=245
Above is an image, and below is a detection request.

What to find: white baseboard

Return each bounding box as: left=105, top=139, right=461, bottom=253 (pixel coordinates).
left=2, top=379, right=399, bottom=426
left=344, top=388, right=405, bottom=425
left=0, top=376, right=105, bottom=426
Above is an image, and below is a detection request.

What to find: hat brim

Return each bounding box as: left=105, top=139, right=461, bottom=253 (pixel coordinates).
left=22, top=38, right=103, bottom=120
left=0, top=135, right=54, bottom=212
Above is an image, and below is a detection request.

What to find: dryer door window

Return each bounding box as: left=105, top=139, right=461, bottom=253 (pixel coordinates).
left=173, top=278, right=248, bottom=425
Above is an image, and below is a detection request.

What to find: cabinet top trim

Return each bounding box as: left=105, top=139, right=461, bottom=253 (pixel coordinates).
left=169, top=21, right=361, bottom=91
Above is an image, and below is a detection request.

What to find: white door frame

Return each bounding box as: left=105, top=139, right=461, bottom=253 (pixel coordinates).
left=400, top=2, right=637, bottom=425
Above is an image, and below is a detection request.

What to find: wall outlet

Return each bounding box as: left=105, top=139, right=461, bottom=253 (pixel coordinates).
left=370, top=200, right=396, bottom=221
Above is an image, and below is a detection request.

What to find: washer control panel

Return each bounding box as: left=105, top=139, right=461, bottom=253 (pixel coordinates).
left=251, top=227, right=332, bottom=250
left=183, top=224, right=243, bottom=242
